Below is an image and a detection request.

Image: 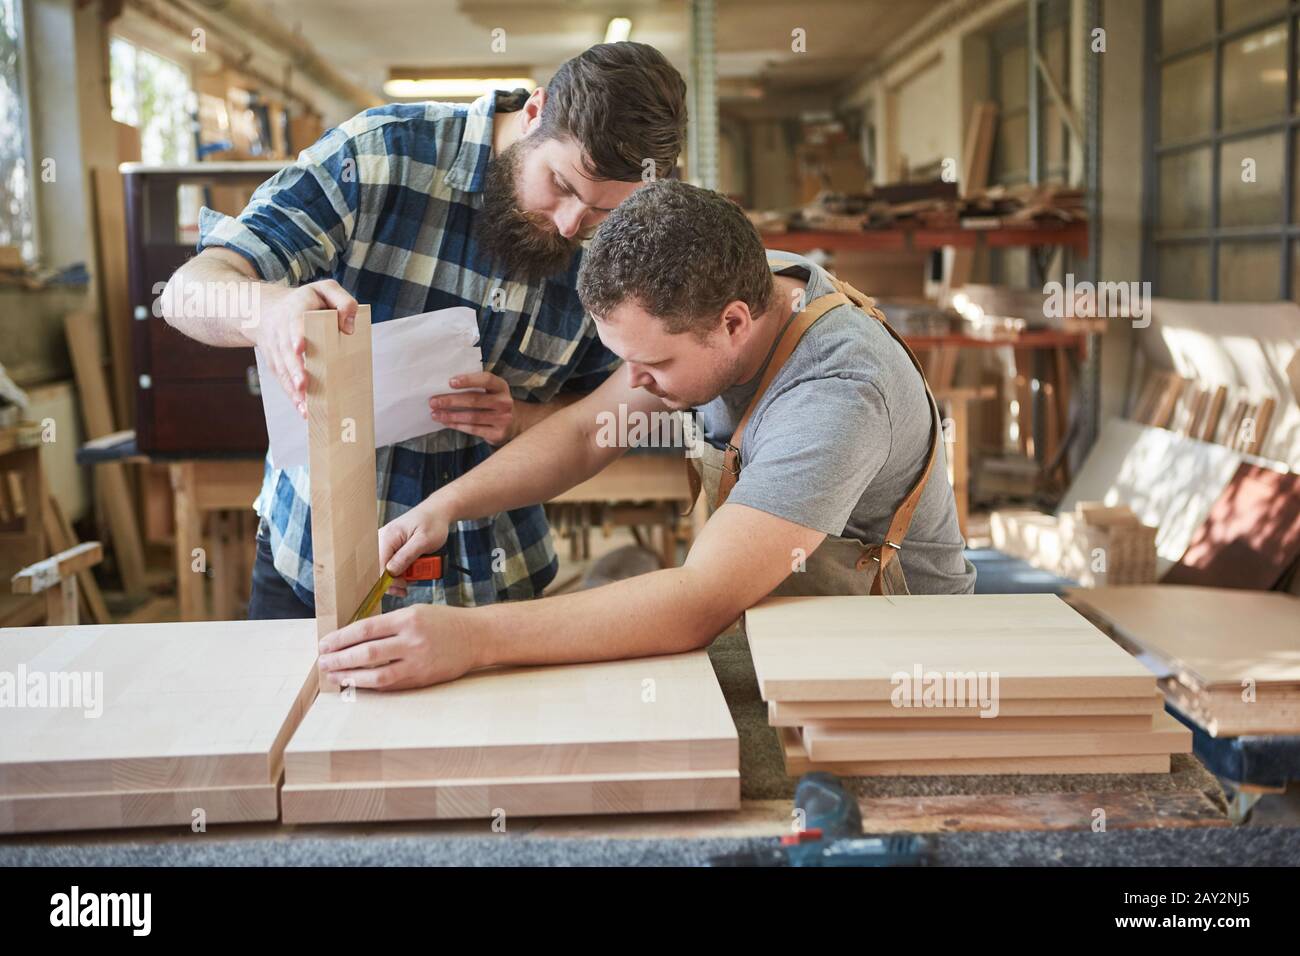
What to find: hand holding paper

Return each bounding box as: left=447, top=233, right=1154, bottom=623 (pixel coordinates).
left=256, top=305, right=484, bottom=469
left=429, top=370, right=518, bottom=445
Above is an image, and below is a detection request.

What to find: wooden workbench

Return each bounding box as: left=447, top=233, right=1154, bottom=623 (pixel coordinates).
left=0, top=624, right=1229, bottom=848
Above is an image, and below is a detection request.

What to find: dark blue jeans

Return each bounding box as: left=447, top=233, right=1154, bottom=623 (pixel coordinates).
left=248, top=522, right=314, bottom=620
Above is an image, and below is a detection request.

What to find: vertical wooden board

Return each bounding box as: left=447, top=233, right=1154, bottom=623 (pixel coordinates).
left=64, top=310, right=147, bottom=596
left=1200, top=385, right=1228, bottom=441
left=1162, top=464, right=1300, bottom=590
left=88, top=167, right=134, bottom=430
left=0, top=446, right=45, bottom=583
left=305, top=306, right=380, bottom=664
left=44, top=493, right=110, bottom=625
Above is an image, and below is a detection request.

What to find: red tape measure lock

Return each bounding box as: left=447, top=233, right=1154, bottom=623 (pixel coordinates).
left=406, top=555, right=442, bottom=581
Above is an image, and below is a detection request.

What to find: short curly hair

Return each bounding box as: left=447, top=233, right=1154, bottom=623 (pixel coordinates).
left=577, top=180, right=774, bottom=337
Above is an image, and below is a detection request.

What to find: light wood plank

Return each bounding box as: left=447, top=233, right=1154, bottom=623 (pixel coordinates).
left=45, top=493, right=110, bottom=625
left=787, top=713, right=1156, bottom=732
left=281, top=770, right=739, bottom=824
left=10, top=542, right=102, bottom=594
left=64, top=310, right=147, bottom=596
left=0, top=782, right=278, bottom=835
left=799, top=712, right=1191, bottom=762
left=87, top=166, right=134, bottom=430
left=284, top=651, right=738, bottom=785
left=744, top=594, right=1155, bottom=702
left=1159, top=677, right=1300, bottom=737
left=0, top=620, right=317, bottom=799
left=778, top=728, right=1171, bottom=777
left=305, top=306, right=380, bottom=687
left=1069, top=585, right=1300, bottom=688
left=768, top=694, right=1161, bottom=724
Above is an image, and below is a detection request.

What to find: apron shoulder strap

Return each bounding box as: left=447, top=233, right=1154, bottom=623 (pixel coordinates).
left=686, top=274, right=943, bottom=598
left=710, top=290, right=850, bottom=509
left=830, top=276, right=943, bottom=594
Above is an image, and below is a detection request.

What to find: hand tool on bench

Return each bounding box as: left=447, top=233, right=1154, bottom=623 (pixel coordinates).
left=707, top=772, right=932, bottom=867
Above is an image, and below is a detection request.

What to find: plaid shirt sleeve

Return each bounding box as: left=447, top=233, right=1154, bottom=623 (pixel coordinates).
left=560, top=328, right=622, bottom=394
left=196, top=118, right=371, bottom=283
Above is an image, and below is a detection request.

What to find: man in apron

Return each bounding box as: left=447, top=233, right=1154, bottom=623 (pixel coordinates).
left=315, top=180, right=976, bottom=691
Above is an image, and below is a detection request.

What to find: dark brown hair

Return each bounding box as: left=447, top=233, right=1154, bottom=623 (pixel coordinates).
left=539, top=42, right=687, bottom=182
left=577, top=180, right=775, bottom=336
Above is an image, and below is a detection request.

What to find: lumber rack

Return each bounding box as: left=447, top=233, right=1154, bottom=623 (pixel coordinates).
left=761, top=220, right=1088, bottom=257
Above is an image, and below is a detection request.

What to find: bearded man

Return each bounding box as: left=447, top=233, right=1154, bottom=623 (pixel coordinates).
left=161, top=42, right=687, bottom=617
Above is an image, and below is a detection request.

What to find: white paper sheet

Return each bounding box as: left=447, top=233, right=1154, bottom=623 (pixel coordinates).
left=255, top=306, right=483, bottom=469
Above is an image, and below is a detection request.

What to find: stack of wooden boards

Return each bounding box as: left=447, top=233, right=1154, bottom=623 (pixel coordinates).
left=0, top=620, right=318, bottom=834
left=1068, top=586, right=1300, bottom=737
left=746, top=594, right=1191, bottom=776
left=1005, top=418, right=1291, bottom=579
left=0, top=622, right=739, bottom=833
left=990, top=502, right=1157, bottom=587
left=1133, top=369, right=1277, bottom=455
left=280, top=651, right=739, bottom=823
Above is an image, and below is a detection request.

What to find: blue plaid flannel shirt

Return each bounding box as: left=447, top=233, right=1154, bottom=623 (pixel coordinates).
left=197, top=91, right=620, bottom=608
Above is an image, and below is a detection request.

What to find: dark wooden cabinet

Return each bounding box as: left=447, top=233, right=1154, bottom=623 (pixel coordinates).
left=124, top=162, right=287, bottom=455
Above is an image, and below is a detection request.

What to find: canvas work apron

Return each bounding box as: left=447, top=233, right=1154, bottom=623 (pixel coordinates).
left=685, top=271, right=941, bottom=597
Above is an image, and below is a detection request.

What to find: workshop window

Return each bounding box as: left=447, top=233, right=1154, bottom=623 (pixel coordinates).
left=986, top=0, right=1073, bottom=287
left=989, top=0, right=1073, bottom=190
left=1147, top=0, right=1298, bottom=301
left=109, top=36, right=194, bottom=165
left=0, top=0, right=34, bottom=263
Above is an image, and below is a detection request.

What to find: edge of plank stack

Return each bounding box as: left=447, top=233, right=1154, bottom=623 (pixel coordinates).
left=1067, top=585, right=1300, bottom=737
left=0, top=620, right=318, bottom=834
left=280, top=650, right=740, bottom=823
left=745, top=594, right=1191, bottom=777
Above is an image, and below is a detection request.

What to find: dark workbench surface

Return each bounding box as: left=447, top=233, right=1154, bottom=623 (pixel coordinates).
left=2, top=826, right=1297, bottom=867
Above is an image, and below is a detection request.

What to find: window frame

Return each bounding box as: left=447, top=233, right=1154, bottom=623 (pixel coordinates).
left=1145, top=0, right=1298, bottom=301
left=1, top=0, right=39, bottom=262
left=988, top=0, right=1073, bottom=189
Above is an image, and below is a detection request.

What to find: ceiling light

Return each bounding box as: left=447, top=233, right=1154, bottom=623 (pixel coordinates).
left=605, top=17, right=632, bottom=43
left=383, top=77, right=537, bottom=99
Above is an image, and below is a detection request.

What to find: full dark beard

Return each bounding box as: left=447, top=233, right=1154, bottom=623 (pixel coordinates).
left=474, top=139, right=583, bottom=283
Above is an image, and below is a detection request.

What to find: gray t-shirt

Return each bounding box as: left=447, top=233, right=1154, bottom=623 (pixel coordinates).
left=693, top=251, right=976, bottom=595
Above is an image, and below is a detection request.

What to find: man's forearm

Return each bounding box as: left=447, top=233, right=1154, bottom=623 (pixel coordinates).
left=436, top=397, right=624, bottom=522
left=512, top=392, right=581, bottom=436
left=471, top=565, right=731, bottom=667
left=161, top=254, right=271, bottom=347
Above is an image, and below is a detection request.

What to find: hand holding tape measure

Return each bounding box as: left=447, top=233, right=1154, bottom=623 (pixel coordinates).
left=349, top=552, right=469, bottom=623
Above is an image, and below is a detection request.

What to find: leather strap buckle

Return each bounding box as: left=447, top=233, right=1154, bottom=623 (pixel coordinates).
left=721, top=444, right=742, bottom=476
left=871, top=541, right=902, bottom=563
